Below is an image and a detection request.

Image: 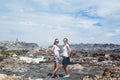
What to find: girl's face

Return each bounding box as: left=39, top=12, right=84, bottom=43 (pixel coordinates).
left=56, top=41, right=59, bottom=44
left=63, top=39, right=67, bottom=44
left=56, top=40, right=59, bottom=44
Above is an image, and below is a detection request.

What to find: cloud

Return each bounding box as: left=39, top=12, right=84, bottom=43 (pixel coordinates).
left=0, top=0, right=120, bottom=46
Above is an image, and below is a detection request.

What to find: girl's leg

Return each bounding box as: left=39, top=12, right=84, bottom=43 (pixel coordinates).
left=63, top=64, right=69, bottom=75
left=65, top=65, right=69, bottom=75
left=51, top=64, right=60, bottom=77
left=54, top=63, right=56, bottom=70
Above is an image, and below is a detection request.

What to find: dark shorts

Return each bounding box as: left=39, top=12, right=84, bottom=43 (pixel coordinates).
left=62, top=57, right=70, bottom=65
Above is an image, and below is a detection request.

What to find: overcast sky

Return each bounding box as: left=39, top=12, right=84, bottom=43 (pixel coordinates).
left=0, top=0, right=120, bottom=46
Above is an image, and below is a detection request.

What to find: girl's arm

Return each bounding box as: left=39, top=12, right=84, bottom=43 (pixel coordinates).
left=51, top=45, right=55, bottom=55
left=67, top=46, right=72, bottom=57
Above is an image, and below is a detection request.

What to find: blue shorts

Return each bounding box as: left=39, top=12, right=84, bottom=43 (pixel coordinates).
left=62, top=57, right=70, bottom=65
left=53, top=56, right=60, bottom=64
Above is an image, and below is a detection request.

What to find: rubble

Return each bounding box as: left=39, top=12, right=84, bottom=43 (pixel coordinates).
left=19, top=56, right=46, bottom=64
left=69, top=64, right=84, bottom=70
left=0, top=74, right=21, bottom=80
left=0, top=56, right=28, bottom=73
left=0, top=56, right=3, bottom=61
left=0, top=43, right=120, bottom=80
left=26, top=48, right=49, bottom=57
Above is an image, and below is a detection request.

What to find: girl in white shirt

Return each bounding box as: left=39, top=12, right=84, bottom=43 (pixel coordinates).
left=51, top=39, right=60, bottom=78
left=62, top=38, right=71, bottom=78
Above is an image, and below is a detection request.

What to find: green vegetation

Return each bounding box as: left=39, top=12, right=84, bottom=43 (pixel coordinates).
left=0, top=50, right=16, bottom=56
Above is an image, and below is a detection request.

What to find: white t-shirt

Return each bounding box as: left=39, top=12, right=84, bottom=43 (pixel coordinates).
left=53, top=45, right=60, bottom=57
left=62, top=44, right=70, bottom=57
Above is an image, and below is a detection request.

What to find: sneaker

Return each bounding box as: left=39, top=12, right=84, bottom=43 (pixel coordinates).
left=63, top=75, right=70, bottom=78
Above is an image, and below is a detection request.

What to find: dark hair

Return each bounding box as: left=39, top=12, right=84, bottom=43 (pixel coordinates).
left=63, top=38, right=68, bottom=42
left=54, top=38, right=59, bottom=45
